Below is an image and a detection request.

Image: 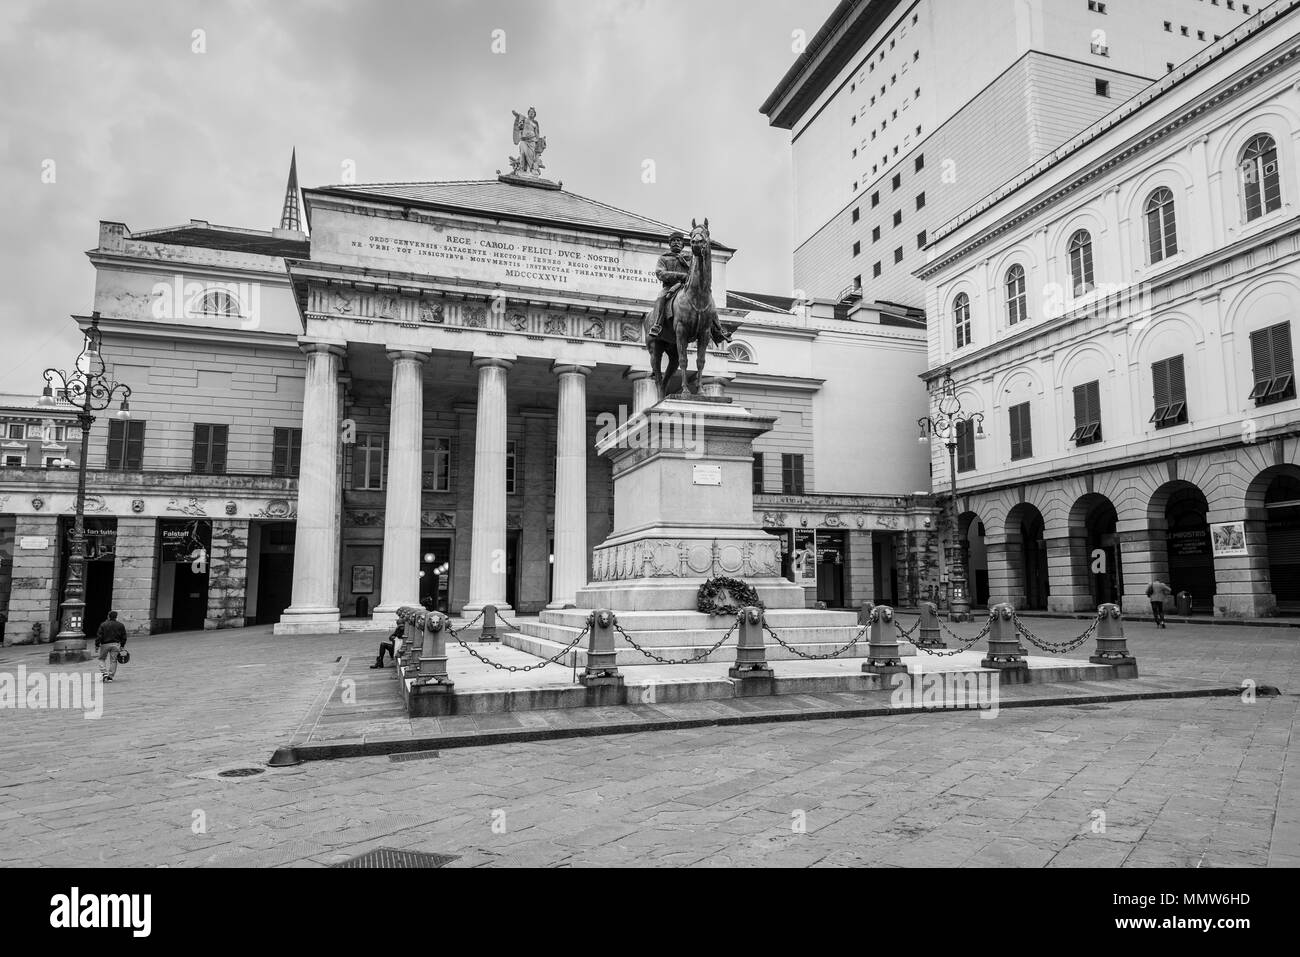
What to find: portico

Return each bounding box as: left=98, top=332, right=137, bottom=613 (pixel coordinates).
left=274, top=176, right=740, bottom=634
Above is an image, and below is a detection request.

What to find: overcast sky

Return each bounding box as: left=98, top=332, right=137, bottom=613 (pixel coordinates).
left=0, top=0, right=835, bottom=394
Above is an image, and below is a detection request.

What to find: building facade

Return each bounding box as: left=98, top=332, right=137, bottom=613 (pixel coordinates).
left=918, top=0, right=1300, bottom=619
left=761, top=0, right=1259, bottom=307
left=1, top=161, right=937, bottom=643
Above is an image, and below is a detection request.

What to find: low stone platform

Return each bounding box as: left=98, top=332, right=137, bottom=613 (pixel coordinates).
left=501, top=609, right=913, bottom=667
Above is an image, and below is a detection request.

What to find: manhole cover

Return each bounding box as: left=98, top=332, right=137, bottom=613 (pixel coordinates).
left=389, top=750, right=440, bottom=763
left=332, top=848, right=458, bottom=868
left=217, top=767, right=267, bottom=778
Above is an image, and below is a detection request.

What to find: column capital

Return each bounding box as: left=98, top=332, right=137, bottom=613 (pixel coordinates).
left=299, top=340, right=347, bottom=358
left=552, top=361, right=595, bottom=378
left=386, top=349, right=430, bottom=364
left=473, top=354, right=516, bottom=371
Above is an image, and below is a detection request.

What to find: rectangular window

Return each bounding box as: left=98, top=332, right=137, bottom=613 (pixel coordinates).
left=917, top=230, right=927, bottom=248
left=107, top=419, right=145, bottom=471
left=852, top=240, right=861, bottom=256
left=873, top=261, right=882, bottom=278
left=192, top=424, right=228, bottom=475
left=871, top=192, right=879, bottom=207
left=4, top=454, right=24, bottom=468
left=5, top=423, right=22, bottom=440
left=356, top=433, right=385, bottom=490
left=752, top=452, right=764, bottom=494
left=955, top=420, right=976, bottom=473
left=426, top=436, right=451, bottom=491
left=1070, top=380, right=1103, bottom=445
left=915, top=192, right=926, bottom=210
left=1009, top=403, right=1033, bottom=461
left=1249, top=321, right=1296, bottom=406
left=1150, top=355, right=1189, bottom=428
left=781, top=454, right=805, bottom=495
left=893, top=210, right=902, bottom=227
left=506, top=439, right=518, bottom=494
left=892, top=173, right=902, bottom=191
left=851, top=207, right=860, bottom=223
left=894, top=247, right=904, bottom=264
left=915, top=154, right=925, bottom=172
left=272, top=427, right=302, bottom=477
left=1095, top=79, right=1110, bottom=97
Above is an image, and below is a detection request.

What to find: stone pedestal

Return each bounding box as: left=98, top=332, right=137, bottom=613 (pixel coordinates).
left=575, top=396, right=806, bottom=612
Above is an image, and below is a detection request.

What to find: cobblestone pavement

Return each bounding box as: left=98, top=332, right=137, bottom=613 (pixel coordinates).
left=0, top=617, right=1296, bottom=867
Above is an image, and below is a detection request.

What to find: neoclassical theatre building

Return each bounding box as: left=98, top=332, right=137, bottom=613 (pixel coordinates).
left=0, top=157, right=935, bottom=641
left=919, top=1, right=1300, bottom=619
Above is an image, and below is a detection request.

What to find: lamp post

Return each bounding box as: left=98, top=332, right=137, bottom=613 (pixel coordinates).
left=40, top=313, right=132, bottom=664
left=917, top=369, right=984, bottom=622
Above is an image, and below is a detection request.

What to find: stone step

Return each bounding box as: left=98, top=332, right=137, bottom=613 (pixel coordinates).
left=503, top=629, right=894, bottom=666
left=537, top=608, right=862, bottom=630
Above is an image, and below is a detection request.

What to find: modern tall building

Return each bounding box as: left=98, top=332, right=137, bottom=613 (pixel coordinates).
left=917, top=0, right=1300, bottom=619
left=761, top=0, right=1261, bottom=309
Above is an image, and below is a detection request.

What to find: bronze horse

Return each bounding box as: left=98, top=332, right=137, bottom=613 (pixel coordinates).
left=644, top=219, right=717, bottom=397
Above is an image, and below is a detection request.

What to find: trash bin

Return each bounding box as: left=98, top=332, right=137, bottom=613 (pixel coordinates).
left=1175, top=591, right=1192, bottom=616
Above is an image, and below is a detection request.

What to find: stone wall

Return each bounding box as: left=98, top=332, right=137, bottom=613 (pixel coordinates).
left=4, top=514, right=59, bottom=644
left=113, top=517, right=158, bottom=636
left=206, top=519, right=249, bottom=629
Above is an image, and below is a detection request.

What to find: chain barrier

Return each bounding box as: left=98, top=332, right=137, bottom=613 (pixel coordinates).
left=914, top=621, right=990, bottom=657
left=613, top=618, right=740, bottom=665
left=451, top=623, right=590, bottom=673
left=444, top=609, right=486, bottom=639
left=1013, top=613, right=1099, bottom=655
left=493, top=610, right=528, bottom=633
left=763, top=622, right=867, bottom=660
left=895, top=617, right=920, bottom=640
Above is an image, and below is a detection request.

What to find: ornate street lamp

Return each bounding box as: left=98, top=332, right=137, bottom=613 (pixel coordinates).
left=40, top=313, right=132, bottom=663
left=917, top=369, right=985, bottom=622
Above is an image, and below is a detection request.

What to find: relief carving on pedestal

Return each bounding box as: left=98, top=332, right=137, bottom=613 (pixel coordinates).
left=589, top=538, right=780, bottom=582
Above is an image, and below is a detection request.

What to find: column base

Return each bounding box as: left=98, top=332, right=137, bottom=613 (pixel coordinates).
left=48, top=640, right=90, bottom=665
left=1213, top=592, right=1277, bottom=618
left=460, top=602, right=516, bottom=619
left=274, top=607, right=341, bottom=635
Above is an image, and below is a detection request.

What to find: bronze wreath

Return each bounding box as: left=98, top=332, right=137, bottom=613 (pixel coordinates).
left=696, top=576, right=764, bottom=616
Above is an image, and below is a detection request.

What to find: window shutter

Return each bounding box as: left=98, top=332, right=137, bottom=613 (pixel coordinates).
left=272, top=428, right=289, bottom=477
left=1168, top=356, right=1186, bottom=404
left=108, top=420, right=125, bottom=470
left=1251, top=327, right=1274, bottom=386
left=211, top=426, right=228, bottom=474
left=1272, top=322, right=1293, bottom=375
left=193, top=425, right=209, bottom=473
left=126, top=421, right=145, bottom=470
left=1087, top=381, right=1101, bottom=426
left=1164, top=204, right=1178, bottom=257
left=1147, top=206, right=1162, bottom=262
left=290, top=429, right=302, bottom=477
left=1009, top=406, right=1022, bottom=459
left=1152, top=359, right=1170, bottom=407
left=1073, top=384, right=1088, bottom=429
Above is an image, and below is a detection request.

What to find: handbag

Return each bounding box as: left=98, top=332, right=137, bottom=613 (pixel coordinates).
left=117, top=648, right=131, bottom=664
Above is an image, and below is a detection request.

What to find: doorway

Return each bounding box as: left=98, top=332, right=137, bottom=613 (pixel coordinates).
left=58, top=517, right=116, bottom=635
left=419, top=536, right=452, bottom=613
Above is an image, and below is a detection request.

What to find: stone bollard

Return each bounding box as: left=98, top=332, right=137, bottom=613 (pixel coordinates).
left=862, top=604, right=908, bottom=676
left=915, top=600, right=945, bottom=649
left=729, top=606, right=774, bottom=690
left=580, top=609, right=625, bottom=702
left=857, top=601, right=874, bottom=626
left=418, top=612, right=453, bottom=687
left=980, top=603, right=1027, bottom=675
left=480, top=604, right=499, bottom=642
left=1089, top=603, right=1138, bottom=673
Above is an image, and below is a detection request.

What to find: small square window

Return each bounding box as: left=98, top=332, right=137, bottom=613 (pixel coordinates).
left=873, top=262, right=882, bottom=278
left=892, top=173, right=901, bottom=190
left=1180, top=25, right=1189, bottom=37
left=852, top=241, right=861, bottom=256
left=917, top=230, right=927, bottom=248
left=1164, top=21, right=1172, bottom=31
left=1197, top=30, right=1206, bottom=41
left=871, top=192, right=880, bottom=207
left=1095, top=79, right=1110, bottom=97
left=893, top=210, right=903, bottom=226
left=872, top=225, right=881, bottom=242
left=894, top=247, right=904, bottom=264
left=916, top=192, right=926, bottom=210
left=915, top=154, right=925, bottom=172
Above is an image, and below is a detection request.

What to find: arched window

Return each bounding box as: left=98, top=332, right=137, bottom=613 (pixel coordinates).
left=953, top=292, right=972, bottom=348
left=1145, top=188, right=1178, bottom=263
left=1005, top=264, right=1027, bottom=326
left=1068, top=230, right=1094, bottom=297
left=197, top=290, right=240, bottom=317
left=1240, top=134, right=1282, bottom=221
left=727, top=342, right=754, bottom=363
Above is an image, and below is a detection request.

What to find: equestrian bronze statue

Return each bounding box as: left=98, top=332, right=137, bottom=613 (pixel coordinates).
left=644, top=220, right=730, bottom=397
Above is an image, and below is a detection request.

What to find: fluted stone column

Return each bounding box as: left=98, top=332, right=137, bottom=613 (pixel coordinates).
left=626, top=369, right=659, bottom=415
left=464, top=356, right=514, bottom=615
left=549, top=363, right=593, bottom=609
left=375, top=350, right=428, bottom=620
left=276, top=342, right=345, bottom=634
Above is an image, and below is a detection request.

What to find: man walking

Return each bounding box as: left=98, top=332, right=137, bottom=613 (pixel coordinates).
left=1146, top=579, right=1172, bottom=628
left=95, top=610, right=127, bottom=681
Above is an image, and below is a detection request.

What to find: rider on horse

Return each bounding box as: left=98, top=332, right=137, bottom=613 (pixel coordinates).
left=648, top=230, right=732, bottom=346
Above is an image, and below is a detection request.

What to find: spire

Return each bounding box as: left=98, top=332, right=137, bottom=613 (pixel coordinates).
left=279, top=148, right=301, bottom=231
